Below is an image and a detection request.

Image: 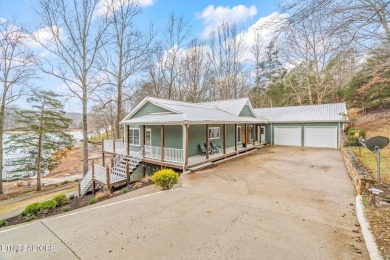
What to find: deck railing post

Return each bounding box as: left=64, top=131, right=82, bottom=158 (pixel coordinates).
left=126, top=162, right=129, bottom=186
left=102, top=138, right=105, bottom=166
left=161, top=125, right=164, bottom=162
left=111, top=158, right=114, bottom=168
left=91, top=160, right=95, bottom=195
left=113, top=140, right=116, bottom=154
left=106, top=165, right=111, bottom=194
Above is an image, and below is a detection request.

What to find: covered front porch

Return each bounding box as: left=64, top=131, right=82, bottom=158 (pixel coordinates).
left=102, top=123, right=266, bottom=170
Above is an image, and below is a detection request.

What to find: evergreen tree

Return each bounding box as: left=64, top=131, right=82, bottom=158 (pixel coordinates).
left=5, top=91, right=75, bottom=191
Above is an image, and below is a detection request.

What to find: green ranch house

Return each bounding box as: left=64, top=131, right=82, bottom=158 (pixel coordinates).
left=79, top=97, right=347, bottom=196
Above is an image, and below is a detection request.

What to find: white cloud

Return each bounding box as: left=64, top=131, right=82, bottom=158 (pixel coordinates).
left=196, top=5, right=257, bottom=38
left=95, top=0, right=155, bottom=17
left=0, top=17, right=6, bottom=24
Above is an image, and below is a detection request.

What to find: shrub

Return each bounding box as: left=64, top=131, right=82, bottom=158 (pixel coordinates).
left=122, top=188, right=128, bottom=194
left=16, top=181, right=23, bottom=187
left=25, top=215, right=35, bottom=222
left=38, top=200, right=57, bottom=212
left=22, top=200, right=58, bottom=216
left=22, top=203, right=41, bottom=216
left=89, top=198, right=97, bottom=205
left=348, top=128, right=366, bottom=146
left=62, top=180, right=69, bottom=185
left=0, top=220, right=7, bottom=228
left=152, top=169, right=179, bottom=190
left=68, top=194, right=75, bottom=200
left=53, top=194, right=69, bottom=206
left=61, top=206, right=71, bottom=212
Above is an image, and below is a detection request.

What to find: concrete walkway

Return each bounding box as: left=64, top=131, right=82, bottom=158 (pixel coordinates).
left=0, top=147, right=369, bottom=259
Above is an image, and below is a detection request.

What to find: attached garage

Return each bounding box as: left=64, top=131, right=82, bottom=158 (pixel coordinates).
left=256, top=103, right=347, bottom=150
left=274, top=127, right=301, bottom=146
left=304, top=126, right=338, bottom=149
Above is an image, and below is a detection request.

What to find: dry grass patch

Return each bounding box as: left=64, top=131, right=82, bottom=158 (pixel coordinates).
left=366, top=207, right=390, bottom=258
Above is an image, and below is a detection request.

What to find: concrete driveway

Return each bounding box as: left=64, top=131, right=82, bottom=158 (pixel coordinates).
left=0, top=147, right=368, bottom=259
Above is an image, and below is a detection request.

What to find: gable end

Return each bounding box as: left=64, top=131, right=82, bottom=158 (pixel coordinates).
left=239, top=105, right=255, bottom=117
left=131, top=101, right=172, bottom=119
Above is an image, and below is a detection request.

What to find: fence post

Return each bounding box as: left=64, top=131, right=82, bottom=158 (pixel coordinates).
left=106, top=165, right=111, bottom=194
left=126, top=162, right=129, bottom=186
left=91, top=161, right=95, bottom=195
left=102, top=138, right=105, bottom=166
left=78, top=181, right=81, bottom=197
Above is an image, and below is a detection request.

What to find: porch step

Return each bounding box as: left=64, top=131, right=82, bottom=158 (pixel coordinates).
left=188, top=162, right=214, bottom=172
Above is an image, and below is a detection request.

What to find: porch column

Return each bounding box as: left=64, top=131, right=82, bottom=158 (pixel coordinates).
left=234, top=124, right=238, bottom=152
left=252, top=124, right=255, bottom=146
left=244, top=124, right=247, bottom=148
left=142, top=125, right=146, bottom=158
left=206, top=124, right=210, bottom=160
left=223, top=124, right=226, bottom=154
left=161, top=125, right=164, bottom=162
left=185, top=125, right=189, bottom=167
left=259, top=125, right=262, bottom=144
left=126, top=125, right=130, bottom=155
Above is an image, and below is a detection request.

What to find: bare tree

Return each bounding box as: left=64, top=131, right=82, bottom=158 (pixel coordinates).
left=279, top=11, right=343, bottom=104
left=180, top=39, right=212, bottom=102
left=281, top=0, right=390, bottom=46
left=34, top=0, right=108, bottom=174
left=0, top=20, right=35, bottom=193
left=208, top=22, right=247, bottom=100
left=97, top=0, right=153, bottom=139
left=161, top=13, right=191, bottom=100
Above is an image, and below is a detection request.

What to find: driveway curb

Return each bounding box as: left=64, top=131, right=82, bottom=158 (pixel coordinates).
left=356, top=195, right=383, bottom=260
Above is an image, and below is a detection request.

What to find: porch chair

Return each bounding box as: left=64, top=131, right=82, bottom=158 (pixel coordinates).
left=210, top=142, right=221, bottom=154
left=199, top=143, right=207, bottom=156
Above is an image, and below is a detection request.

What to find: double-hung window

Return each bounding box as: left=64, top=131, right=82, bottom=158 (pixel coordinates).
left=209, top=127, right=220, bottom=139
left=129, top=128, right=140, bottom=146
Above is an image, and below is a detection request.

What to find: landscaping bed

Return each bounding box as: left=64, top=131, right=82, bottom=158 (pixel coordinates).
left=0, top=180, right=152, bottom=228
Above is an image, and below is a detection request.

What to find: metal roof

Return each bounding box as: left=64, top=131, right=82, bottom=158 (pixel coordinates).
left=254, top=103, right=348, bottom=123
left=122, top=97, right=266, bottom=125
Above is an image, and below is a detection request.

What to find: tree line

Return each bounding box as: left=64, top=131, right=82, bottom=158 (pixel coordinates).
left=1, top=0, right=390, bottom=193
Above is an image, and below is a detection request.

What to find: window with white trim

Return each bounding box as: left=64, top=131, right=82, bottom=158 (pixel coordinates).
left=129, top=128, right=140, bottom=146
left=237, top=126, right=242, bottom=143
left=209, top=127, right=220, bottom=139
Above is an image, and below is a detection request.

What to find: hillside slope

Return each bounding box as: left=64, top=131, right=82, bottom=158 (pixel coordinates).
left=354, top=108, right=390, bottom=183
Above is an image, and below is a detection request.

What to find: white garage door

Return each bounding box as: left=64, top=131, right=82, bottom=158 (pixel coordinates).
left=304, top=127, right=338, bottom=149
left=274, top=127, right=302, bottom=146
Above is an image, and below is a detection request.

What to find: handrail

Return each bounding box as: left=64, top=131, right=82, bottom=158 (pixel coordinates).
left=113, top=146, right=127, bottom=166
left=80, top=168, right=92, bottom=195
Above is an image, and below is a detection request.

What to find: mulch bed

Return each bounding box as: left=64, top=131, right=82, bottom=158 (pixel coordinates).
left=1, top=181, right=152, bottom=228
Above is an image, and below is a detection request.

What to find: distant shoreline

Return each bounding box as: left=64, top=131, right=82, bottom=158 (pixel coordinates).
left=4, top=129, right=83, bottom=134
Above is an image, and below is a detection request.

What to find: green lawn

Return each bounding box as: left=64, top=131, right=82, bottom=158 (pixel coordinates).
left=351, top=142, right=390, bottom=184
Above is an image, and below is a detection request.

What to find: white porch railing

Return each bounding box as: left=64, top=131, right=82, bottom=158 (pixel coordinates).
left=164, top=148, right=184, bottom=164
left=144, top=145, right=162, bottom=160
left=94, top=165, right=106, bottom=184
left=113, top=146, right=127, bottom=166
left=144, top=145, right=183, bottom=165
left=103, top=140, right=125, bottom=154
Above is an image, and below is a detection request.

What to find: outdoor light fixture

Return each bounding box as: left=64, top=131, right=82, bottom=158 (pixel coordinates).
left=360, top=136, right=389, bottom=182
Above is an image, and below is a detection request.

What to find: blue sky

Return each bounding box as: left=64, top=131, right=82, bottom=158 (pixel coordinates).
left=0, top=0, right=278, bottom=112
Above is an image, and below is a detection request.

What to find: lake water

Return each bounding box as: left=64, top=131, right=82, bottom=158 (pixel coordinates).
left=2, top=131, right=83, bottom=179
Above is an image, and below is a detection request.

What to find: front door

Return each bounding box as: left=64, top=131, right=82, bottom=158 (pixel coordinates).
left=260, top=126, right=265, bottom=143
left=145, top=129, right=152, bottom=155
